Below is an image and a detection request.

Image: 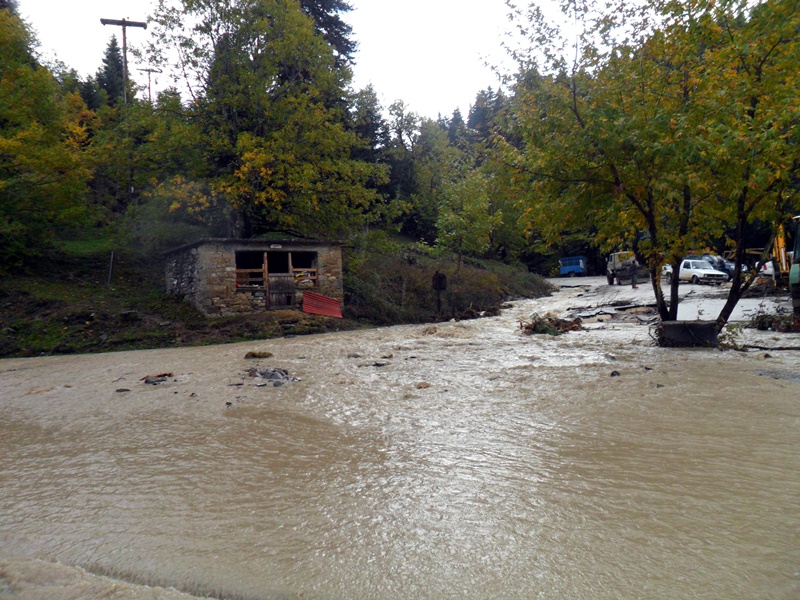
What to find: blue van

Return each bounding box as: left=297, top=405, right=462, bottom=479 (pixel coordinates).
left=559, top=256, right=588, bottom=277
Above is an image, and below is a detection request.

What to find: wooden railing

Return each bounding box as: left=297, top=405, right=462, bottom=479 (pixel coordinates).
left=235, top=269, right=265, bottom=288
left=236, top=268, right=319, bottom=306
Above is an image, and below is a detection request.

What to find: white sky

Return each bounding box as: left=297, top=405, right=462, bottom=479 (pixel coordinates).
left=18, top=0, right=519, bottom=120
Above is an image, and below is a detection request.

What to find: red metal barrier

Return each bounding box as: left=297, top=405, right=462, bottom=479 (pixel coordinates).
left=302, top=291, right=343, bottom=319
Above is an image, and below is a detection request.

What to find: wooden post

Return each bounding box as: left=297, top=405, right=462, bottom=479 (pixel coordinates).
left=264, top=250, right=270, bottom=309
left=107, top=251, right=115, bottom=286
left=100, top=18, right=147, bottom=105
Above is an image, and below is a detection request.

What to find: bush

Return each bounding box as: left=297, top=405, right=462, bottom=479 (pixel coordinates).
left=343, top=238, right=552, bottom=324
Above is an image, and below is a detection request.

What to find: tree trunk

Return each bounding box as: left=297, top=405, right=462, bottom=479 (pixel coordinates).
left=667, top=265, right=680, bottom=320
left=649, top=266, right=670, bottom=321
left=715, top=236, right=773, bottom=331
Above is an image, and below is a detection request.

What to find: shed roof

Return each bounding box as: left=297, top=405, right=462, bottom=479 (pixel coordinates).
left=164, top=238, right=344, bottom=256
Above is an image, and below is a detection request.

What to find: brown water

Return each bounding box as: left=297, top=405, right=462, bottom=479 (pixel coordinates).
left=1, top=292, right=799, bottom=599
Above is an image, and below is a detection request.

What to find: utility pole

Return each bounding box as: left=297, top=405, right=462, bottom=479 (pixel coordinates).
left=101, top=17, right=147, bottom=209
left=100, top=17, right=147, bottom=104
left=138, top=68, right=162, bottom=103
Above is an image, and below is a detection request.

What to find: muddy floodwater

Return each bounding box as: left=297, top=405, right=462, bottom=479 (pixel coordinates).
left=1, top=281, right=799, bottom=599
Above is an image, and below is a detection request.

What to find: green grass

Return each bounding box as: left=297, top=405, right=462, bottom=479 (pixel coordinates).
left=61, top=231, right=116, bottom=256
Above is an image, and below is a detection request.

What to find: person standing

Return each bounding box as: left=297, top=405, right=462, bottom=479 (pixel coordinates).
left=628, top=260, right=639, bottom=288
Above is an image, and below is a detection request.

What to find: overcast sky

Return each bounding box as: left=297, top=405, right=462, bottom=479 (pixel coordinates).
left=18, top=0, right=519, bottom=119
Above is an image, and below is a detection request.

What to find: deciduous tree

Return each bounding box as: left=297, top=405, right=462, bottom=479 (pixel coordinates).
left=503, top=0, right=800, bottom=327
left=437, top=170, right=499, bottom=267
left=0, top=9, right=90, bottom=267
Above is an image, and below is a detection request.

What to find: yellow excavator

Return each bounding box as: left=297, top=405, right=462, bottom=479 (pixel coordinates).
left=774, top=222, right=791, bottom=282
left=729, top=222, right=792, bottom=285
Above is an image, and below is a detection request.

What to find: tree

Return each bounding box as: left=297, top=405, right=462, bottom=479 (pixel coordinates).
left=468, top=88, right=507, bottom=142
left=475, top=146, right=531, bottom=263
left=299, top=0, right=356, bottom=64
left=349, top=84, right=389, bottom=164
left=0, top=9, right=90, bottom=267
left=124, top=88, right=230, bottom=252
left=437, top=170, right=499, bottom=267
left=461, top=88, right=531, bottom=263
left=447, top=108, right=468, bottom=147
left=95, top=36, right=125, bottom=107
left=382, top=100, right=420, bottom=229
left=79, top=75, right=102, bottom=111
left=502, top=0, right=800, bottom=329
left=146, top=0, right=386, bottom=239
left=0, top=1, right=19, bottom=15
left=407, top=117, right=457, bottom=242
left=698, top=0, right=800, bottom=328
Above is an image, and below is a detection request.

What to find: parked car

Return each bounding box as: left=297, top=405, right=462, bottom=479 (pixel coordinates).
left=676, top=259, right=728, bottom=284
left=756, top=260, right=775, bottom=278
left=698, top=254, right=748, bottom=281
left=725, top=258, right=748, bottom=277
left=660, top=258, right=692, bottom=282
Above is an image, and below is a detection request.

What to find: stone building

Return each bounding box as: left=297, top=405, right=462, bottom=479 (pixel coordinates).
left=165, top=238, right=343, bottom=316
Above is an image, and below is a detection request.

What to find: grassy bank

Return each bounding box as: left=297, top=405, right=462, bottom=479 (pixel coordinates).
left=344, top=243, right=552, bottom=324
left=0, top=238, right=552, bottom=359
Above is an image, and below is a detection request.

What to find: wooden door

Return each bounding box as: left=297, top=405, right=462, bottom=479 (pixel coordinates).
left=267, top=274, right=295, bottom=308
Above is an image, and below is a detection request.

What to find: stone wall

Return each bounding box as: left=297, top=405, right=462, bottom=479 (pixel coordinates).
left=165, top=239, right=343, bottom=317
left=315, top=244, right=344, bottom=300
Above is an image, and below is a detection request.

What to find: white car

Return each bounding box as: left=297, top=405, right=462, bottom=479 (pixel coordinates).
left=679, top=259, right=728, bottom=284
left=755, top=260, right=775, bottom=278
left=662, top=259, right=728, bottom=284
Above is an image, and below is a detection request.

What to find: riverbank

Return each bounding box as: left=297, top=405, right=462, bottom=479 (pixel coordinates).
left=0, top=249, right=551, bottom=359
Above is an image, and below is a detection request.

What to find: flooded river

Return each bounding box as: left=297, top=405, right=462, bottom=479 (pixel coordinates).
left=1, top=282, right=799, bottom=599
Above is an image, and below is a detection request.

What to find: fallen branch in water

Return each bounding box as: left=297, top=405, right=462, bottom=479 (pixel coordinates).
left=741, top=345, right=800, bottom=352
left=520, top=312, right=582, bottom=336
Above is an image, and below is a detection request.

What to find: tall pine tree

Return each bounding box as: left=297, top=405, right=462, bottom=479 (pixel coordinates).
left=95, top=36, right=124, bottom=106
left=0, top=1, right=19, bottom=14
left=299, top=0, right=356, bottom=64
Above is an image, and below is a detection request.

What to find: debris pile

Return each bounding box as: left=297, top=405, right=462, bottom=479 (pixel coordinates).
left=455, top=306, right=481, bottom=320
left=743, top=284, right=790, bottom=298
left=141, top=372, right=173, bottom=385
left=244, top=351, right=274, bottom=359
left=749, top=313, right=800, bottom=332
left=246, top=367, right=299, bottom=387
left=520, top=312, right=582, bottom=336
